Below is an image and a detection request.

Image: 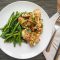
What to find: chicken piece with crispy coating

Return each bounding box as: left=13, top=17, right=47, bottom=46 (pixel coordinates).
left=22, top=29, right=40, bottom=47
left=18, top=9, right=43, bottom=47
left=33, top=9, right=43, bottom=33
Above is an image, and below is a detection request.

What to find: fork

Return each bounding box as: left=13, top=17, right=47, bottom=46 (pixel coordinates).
left=46, top=0, right=60, bottom=52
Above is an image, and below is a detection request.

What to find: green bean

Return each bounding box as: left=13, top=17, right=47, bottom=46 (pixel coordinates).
left=13, top=35, right=17, bottom=47
left=18, top=32, right=22, bottom=45
left=3, top=12, right=21, bottom=32
left=4, top=22, right=19, bottom=41
left=2, top=12, right=14, bottom=31
left=5, top=33, right=19, bottom=36
left=12, top=22, right=19, bottom=33
left=1, top=11, right=23, bottom=47
left=4, top=35, right=12, bottom=43
left=17, top=25, right=22, bottom=45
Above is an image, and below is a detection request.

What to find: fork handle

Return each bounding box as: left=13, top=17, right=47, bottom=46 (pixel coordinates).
left=54, top=44, right=60, bottom=60
left=46, top=30, right=56, bottom=52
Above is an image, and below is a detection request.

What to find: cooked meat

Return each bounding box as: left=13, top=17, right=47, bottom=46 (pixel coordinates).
left=22, top=12, right=32, bottom=19
left=18, top=9, right=43, bottom=47
left=22, top=29, right=31, bottom=42
left=18, top=17, right=26, bottom=24
left=22, top=29, right=40, bottom=46
left=33, top=9, right=41, bottom=17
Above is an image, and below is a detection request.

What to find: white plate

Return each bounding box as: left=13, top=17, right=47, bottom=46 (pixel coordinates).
left=0, top=1, right=53, bottom=59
